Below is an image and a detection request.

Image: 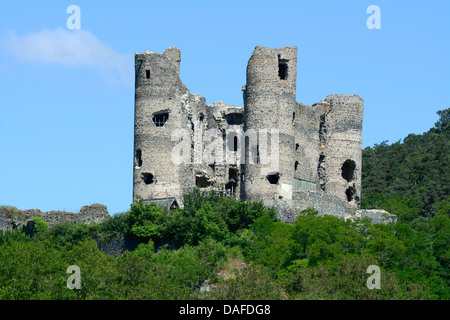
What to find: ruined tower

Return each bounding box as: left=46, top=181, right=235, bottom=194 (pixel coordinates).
left=133, top=48, right=193, bottom=204
left=314, top=95, right=364, bottom=210
left=242, top=46, right=298, bottom=204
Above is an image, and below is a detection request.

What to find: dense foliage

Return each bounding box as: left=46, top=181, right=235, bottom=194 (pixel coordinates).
left=361, top=108, right=450, bottom=221
left=0, top=109, right=448, bottom=300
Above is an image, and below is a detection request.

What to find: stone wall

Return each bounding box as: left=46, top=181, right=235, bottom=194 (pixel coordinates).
left=0, top=204, right=110, bottom=232
left=94, top=234, right=140, bottom=255
left=350, top=209, right=397, bottom=224
left=292, top=191, right=348, bottom=219
left=294, top=103, right=322, bottom=186
left=267, top=193, right=395, bottom=225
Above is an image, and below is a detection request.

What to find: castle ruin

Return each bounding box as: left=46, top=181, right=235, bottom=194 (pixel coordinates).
left=133, top=46, right=367, bottom=223
left=0, top=204, right=110, bottom=232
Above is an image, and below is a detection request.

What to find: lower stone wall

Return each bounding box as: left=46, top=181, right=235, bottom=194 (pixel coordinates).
left=292, top=190, right=348, bottom=218
left=94, top=234, right=141, bottom=255
left=0, top=204, right=110, bottom=232
left=265, top=191, right=394, bottom=224
left=263, top=191, right=346, bottom=223
left=349, top=209, right=397, bottom=224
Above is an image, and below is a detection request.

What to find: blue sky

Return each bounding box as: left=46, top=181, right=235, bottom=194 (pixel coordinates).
left=0, top=0, right=449, bottom=215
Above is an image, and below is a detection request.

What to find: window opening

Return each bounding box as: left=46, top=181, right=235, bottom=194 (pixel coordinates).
left=346, top=186, right=356, bottom=202
left=153, top=113, right=169, bottom=127
left=135, top=149, right=142, bottom=167
left=341, top=159, right=356, bottom=182
left=278, top=54, right=288, bottom=80
left=266, top=172, right=280, bottom=185
left=142, top=173, right=154, bottom=185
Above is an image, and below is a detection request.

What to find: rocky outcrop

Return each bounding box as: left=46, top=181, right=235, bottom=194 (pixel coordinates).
left=348, top=209, right=397, bottom=224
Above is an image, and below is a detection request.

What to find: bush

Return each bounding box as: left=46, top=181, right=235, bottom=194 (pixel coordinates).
left=32, top=217, right=48, bottom=235
left=127, top=199, right=166, bottom=240
left=208, top=263, right=287, bottom=300
left=163, top=190, right=277, bottom=246
left=282, top=255, right=429, bottom=300
left=45, top=222, right=93, bottom=249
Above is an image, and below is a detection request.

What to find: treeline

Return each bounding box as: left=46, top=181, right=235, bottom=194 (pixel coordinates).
left=0, top=109, right=448, bottom=300
left=361, top=108, right=450, bottom=221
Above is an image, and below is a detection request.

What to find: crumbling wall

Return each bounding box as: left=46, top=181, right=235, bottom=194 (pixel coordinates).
left=78, top=204, right=111, bottom=224
left=199, top=102, right=244, bottom=198
left=133, top=48, right=248, bottom=205
left=187, top=100, right=244, bottom=198
left=94, top=234, right=140, bottom=255
left=316, top=94, right=363, bottom=210
left=0, top=204, right=110, bottom=232
left=292, top=191, right=348, bottom=220
left=294, top=103, right=322, bottom=187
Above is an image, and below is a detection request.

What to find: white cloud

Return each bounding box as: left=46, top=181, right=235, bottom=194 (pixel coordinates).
left=1, top=28, right=131, bottom=83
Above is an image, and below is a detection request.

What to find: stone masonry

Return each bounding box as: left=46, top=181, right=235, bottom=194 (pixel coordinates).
left=133, top=46, right=392, bottom=223
left=0, top=204, right=110, bottom=232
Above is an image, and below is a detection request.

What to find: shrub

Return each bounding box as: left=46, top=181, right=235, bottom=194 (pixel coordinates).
left=32, top=217, right=48, bottom=235
left=126, top=197, right=167, bottom=241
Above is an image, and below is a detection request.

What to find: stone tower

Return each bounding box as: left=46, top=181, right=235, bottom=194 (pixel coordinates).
left=315, top=94, right=364, bottom=210
left=133, top=48, right=193, bottom=204
left=242, top=46, right=298, bottom=204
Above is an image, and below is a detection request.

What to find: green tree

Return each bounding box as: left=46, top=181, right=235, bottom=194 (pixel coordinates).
left=361, top=109, right=450, bottom=218
left=430, top=108, right=450, bottom=133
left=282, top=255, right=429, bottom=300
left=64, top=239, right=118, bottom=300
left=32, top=217, right=48, bottom=235
left=209, top=263, right=287, bottom=300
left=287, top=213, right=363, bottom=267
left=0, top=239, right=71, bottom=299
left=126, top=197, right=166, bottom=240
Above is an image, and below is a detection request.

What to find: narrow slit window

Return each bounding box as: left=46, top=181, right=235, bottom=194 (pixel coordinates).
left=145, top=69, right=151, bottom=79
left=279, top=63, right=287, bottom=80
left=135, top=149, right=142, bottom=167
left=153, top=113, right=169, bottom=127
left=278, top=54, right=288, bottom=80
left=227, top=133, right=239, bottom=152
left=251, top=144, right=259, bottom=164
